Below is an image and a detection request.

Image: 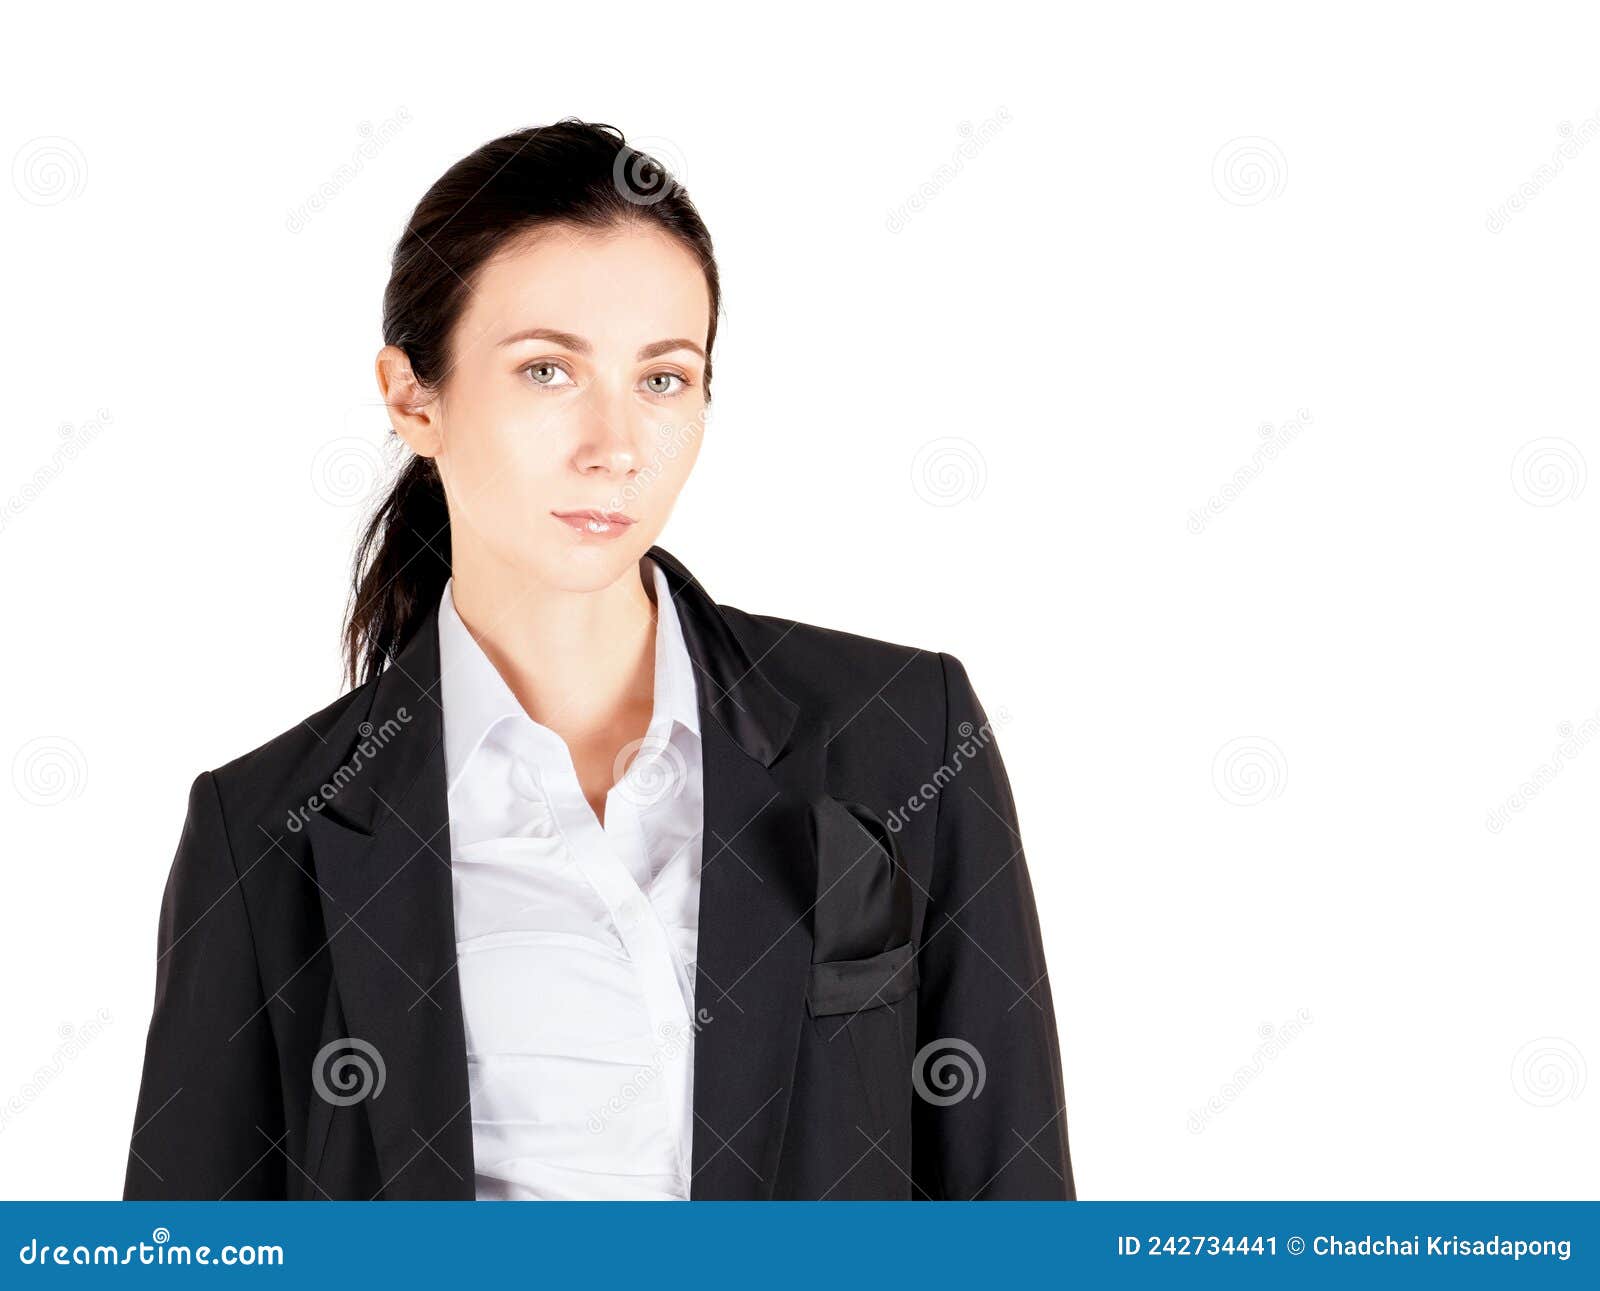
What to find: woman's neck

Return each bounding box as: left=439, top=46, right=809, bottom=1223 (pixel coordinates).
left=446, top=551, right=658, bottom=750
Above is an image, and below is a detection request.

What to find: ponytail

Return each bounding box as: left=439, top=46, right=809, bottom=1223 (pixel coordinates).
left=343, top=453, right=451, bottom=689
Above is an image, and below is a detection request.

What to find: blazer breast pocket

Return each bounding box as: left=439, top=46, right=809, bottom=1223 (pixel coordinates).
left=806, top=940, right=918, bottom=1017
left=807, top=793, right=913, bottom=966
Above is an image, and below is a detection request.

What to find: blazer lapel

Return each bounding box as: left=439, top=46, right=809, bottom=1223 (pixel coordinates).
left=648, top=548, right=826, bottom=1199
left=303, top=608, right=476, bottom=1199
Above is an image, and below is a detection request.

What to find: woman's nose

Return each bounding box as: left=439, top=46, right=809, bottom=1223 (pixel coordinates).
left=575, top=391, right=641, bottom=476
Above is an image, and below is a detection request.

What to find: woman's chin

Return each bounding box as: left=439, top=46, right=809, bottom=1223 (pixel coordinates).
left=526, top=535, right=654, bottom=592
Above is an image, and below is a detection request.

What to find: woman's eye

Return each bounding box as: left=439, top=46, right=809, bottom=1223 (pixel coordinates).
left=644, top=372, right=685, bottom=396
left=522, top=361, right=573, bottom=388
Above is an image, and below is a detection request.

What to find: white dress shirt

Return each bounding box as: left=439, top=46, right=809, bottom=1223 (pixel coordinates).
left=437, top=557, right=703, bottom=1200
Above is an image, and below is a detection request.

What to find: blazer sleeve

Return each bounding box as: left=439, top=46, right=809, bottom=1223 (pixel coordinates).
left=123, top=770, right=286, bottom=1199
left=910, top=652, right=1076, bottom=1199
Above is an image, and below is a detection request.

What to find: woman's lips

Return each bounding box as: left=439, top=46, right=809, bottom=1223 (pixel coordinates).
left=551, top=509, right=636, bottom=538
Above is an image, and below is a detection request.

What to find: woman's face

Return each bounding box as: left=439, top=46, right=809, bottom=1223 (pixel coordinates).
left=385, top=219, right=711, bottom=593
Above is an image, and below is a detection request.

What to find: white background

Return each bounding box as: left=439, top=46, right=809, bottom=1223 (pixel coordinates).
left=1, top=1, right=1595, bottom=1200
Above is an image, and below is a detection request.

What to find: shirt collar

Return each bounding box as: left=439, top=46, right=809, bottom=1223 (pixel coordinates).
left=645, top=554, right=702, bottom=742
left=437, top=556, right=701, bottom=795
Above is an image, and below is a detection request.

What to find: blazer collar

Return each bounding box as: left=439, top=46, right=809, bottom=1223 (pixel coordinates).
left=311, top=544, right=798, bottom=838
left=300, top=546, right=821, bottom=1200
left=638, top=545, right=796, bottom=767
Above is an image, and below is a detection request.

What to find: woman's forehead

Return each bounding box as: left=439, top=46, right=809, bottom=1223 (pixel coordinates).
left=464, top=224, right=711, bottom=342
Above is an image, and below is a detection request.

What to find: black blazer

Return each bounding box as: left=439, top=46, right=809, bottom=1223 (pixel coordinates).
left=123, top=547, right=1074, bottom=1200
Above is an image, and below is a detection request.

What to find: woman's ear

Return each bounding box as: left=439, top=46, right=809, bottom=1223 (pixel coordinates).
left=375, top=345, right=443, bottom=459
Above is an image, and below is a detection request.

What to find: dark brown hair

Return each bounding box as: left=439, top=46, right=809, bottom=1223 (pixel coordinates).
left=341, top=119, right=721, bottom=689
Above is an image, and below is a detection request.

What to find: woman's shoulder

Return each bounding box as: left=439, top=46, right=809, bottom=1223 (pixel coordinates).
left=717, top=601, right=972, bottom=740
left=198, top=680, right=381, bottom=828
left=723, top=602, right=934, bottom=664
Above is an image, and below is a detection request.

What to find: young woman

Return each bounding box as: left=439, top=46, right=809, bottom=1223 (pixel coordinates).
left=123, top=120, right=1074, bottom=1201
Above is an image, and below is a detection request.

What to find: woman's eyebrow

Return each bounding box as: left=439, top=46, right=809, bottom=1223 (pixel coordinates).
left=497, top=326, right=589, bottom=351
left=637, top=337, right=706, bottom=361
left=497, top=326, right=705, bottom=362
